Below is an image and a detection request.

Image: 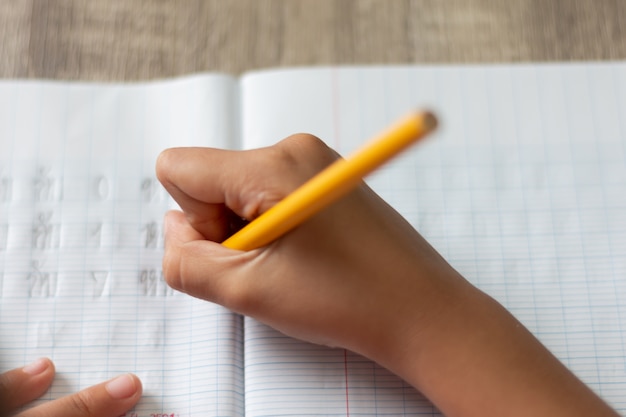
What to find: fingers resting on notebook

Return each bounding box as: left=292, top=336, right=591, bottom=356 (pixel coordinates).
left=0, top=358, right=142, bottom=417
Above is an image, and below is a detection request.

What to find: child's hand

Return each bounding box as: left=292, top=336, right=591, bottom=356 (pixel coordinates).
left=157, top=135, right=465, bottom=363
left=157, top=135, right=618, bottom=417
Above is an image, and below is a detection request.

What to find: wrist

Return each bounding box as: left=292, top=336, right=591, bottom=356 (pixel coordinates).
left=373, top=278, right=619, bottom=417
left=373, top=269, right=479, bottom=385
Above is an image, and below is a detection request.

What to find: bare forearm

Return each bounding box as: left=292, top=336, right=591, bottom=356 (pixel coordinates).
left=382, top=283, right=619, bottom=417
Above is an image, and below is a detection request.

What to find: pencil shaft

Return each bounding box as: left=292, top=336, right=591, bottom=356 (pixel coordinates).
left=222, top=111, right=437, bottom=251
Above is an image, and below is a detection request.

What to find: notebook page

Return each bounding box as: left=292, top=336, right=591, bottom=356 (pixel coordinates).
left=0, top=75, right=244, bottom=416
left=240, top=63, right=626, bottom=415
left=243, top=318, right=433, bottom=416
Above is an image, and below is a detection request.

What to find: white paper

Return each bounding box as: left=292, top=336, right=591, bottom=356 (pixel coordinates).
left=240, top=63, right=626, bottom=415
left=0, top=75, right=244, bottom=416
left=1, top=62, right=625, bottom=416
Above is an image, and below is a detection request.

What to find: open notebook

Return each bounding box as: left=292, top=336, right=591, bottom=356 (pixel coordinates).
left=1, top=62, right=625, bottom=416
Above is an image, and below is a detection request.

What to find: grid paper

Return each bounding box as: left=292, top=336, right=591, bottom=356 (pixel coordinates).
left=1, top=62, right=625, bottom=416
left=0, top=76, right=244, bottom=416
left=240, top=63, right=626, bottom=415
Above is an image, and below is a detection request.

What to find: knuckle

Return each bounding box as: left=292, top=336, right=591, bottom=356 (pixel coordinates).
left=66, top=390, right=97, bottom=417
left=269, top=134, right=339, bottom=191
left=162, top=250, right=183, bottom=292
left=279, top=133, right=338, bottom=169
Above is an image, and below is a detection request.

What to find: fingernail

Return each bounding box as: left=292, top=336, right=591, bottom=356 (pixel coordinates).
left=106, top=374, right=137, bottom=399
left=23, top=357, right=50, bottom=375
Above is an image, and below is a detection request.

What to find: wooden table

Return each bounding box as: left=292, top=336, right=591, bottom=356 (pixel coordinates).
left=0, top=0, right=624, bottom=80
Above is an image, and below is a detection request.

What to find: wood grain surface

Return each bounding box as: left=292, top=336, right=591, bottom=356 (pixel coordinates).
left=0, top=0, right=625, bottom=81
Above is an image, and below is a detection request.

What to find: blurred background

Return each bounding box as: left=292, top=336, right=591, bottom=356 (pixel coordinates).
left=0, top=0, right=624, bottom=81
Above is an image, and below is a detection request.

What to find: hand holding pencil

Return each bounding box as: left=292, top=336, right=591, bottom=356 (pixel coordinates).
left=157, top=112, right=618, bottom=417
left=223, top=111, right=437, bottom=250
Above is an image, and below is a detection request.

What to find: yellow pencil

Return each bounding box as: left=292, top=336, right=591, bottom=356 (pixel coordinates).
left=222, top=111, right=438, bottom=251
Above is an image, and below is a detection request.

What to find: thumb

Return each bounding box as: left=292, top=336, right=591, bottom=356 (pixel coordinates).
left=162, top=210, right=258, bottom=308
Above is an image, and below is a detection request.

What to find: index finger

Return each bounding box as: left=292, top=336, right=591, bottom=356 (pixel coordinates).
left=155, top=137, right=334, bottom=242
left=19, top=374, right=142, bottom=417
